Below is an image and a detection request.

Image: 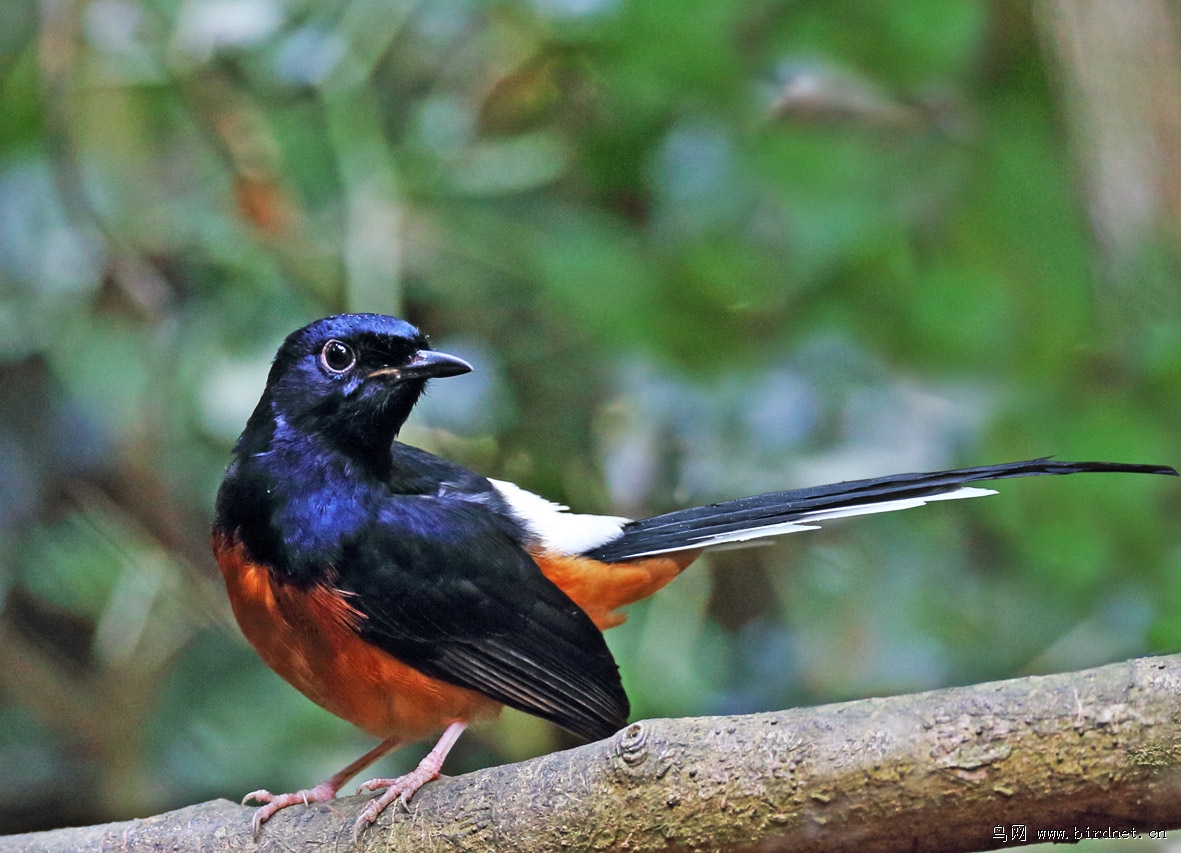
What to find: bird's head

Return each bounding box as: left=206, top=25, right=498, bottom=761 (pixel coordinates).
left=243, top=313, right=471, bottom=463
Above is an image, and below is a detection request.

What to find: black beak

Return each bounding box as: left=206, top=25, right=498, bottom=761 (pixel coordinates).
left=367, top=350, right=473, bottom=382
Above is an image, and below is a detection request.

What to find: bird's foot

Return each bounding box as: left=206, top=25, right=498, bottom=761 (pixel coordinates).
left=352, top=760, right=445, bottom=837
left=244, top=781, right=339, bottom=839
left=351, top=721, right=467, bottom=839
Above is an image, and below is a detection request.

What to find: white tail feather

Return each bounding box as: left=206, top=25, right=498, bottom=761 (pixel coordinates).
left=613, top=486, right=998, bottom=558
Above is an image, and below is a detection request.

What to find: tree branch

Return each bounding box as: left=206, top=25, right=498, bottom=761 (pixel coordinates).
left=10, top=654, right=1181, bottom=852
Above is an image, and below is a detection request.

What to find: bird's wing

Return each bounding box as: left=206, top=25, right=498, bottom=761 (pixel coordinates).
left=335, top=494, right=629, bottom=741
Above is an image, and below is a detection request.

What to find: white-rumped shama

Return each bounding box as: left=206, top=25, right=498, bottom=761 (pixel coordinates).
left=211, top=313, right=1177, bottom=836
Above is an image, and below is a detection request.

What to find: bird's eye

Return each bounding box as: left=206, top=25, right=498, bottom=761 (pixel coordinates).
left=320, top=340, right=357, bottom=374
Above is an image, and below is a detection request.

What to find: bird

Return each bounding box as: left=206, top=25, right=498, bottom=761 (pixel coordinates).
left=211, top=312, right=1177, bottom=837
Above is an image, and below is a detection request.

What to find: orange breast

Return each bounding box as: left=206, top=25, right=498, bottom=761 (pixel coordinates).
left=212, top=532, right=500, bottom=741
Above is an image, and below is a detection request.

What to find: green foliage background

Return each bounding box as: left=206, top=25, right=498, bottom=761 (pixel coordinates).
left=1, top=0, right=1179, bottom=836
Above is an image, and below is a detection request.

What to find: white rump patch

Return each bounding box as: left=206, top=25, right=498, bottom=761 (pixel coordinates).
left=490, top=478, right=630, bottom=555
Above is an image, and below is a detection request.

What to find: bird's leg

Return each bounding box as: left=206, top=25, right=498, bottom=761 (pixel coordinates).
left=353, top=721, right=468, bottom=836
left=244, top=736, right=401, bottom=838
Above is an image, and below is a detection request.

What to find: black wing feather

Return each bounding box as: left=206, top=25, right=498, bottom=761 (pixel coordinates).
left=336, top=494, right=628, bottom=741
left=584, top=458, right=1177, bottom=563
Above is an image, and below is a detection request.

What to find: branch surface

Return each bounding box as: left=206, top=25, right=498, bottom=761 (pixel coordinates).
left=9, top=654, right=1181, bottom=852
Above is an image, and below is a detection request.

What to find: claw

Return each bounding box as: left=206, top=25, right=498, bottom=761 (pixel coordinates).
left=242, top=788, right=271, bottom=807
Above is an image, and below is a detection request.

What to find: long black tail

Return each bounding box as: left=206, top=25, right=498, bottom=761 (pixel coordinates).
left=582, top=458, right=1177, bottom=563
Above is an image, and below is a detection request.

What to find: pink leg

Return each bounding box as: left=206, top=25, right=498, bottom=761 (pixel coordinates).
left=353, top=722, right=468, bottom=837
left=244, top=736, right=400, bottom=838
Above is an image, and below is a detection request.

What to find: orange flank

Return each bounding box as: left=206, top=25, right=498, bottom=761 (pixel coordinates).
left=534, top=549, right=701, bottom=629
left=213, top=532, right=499, bottom=741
